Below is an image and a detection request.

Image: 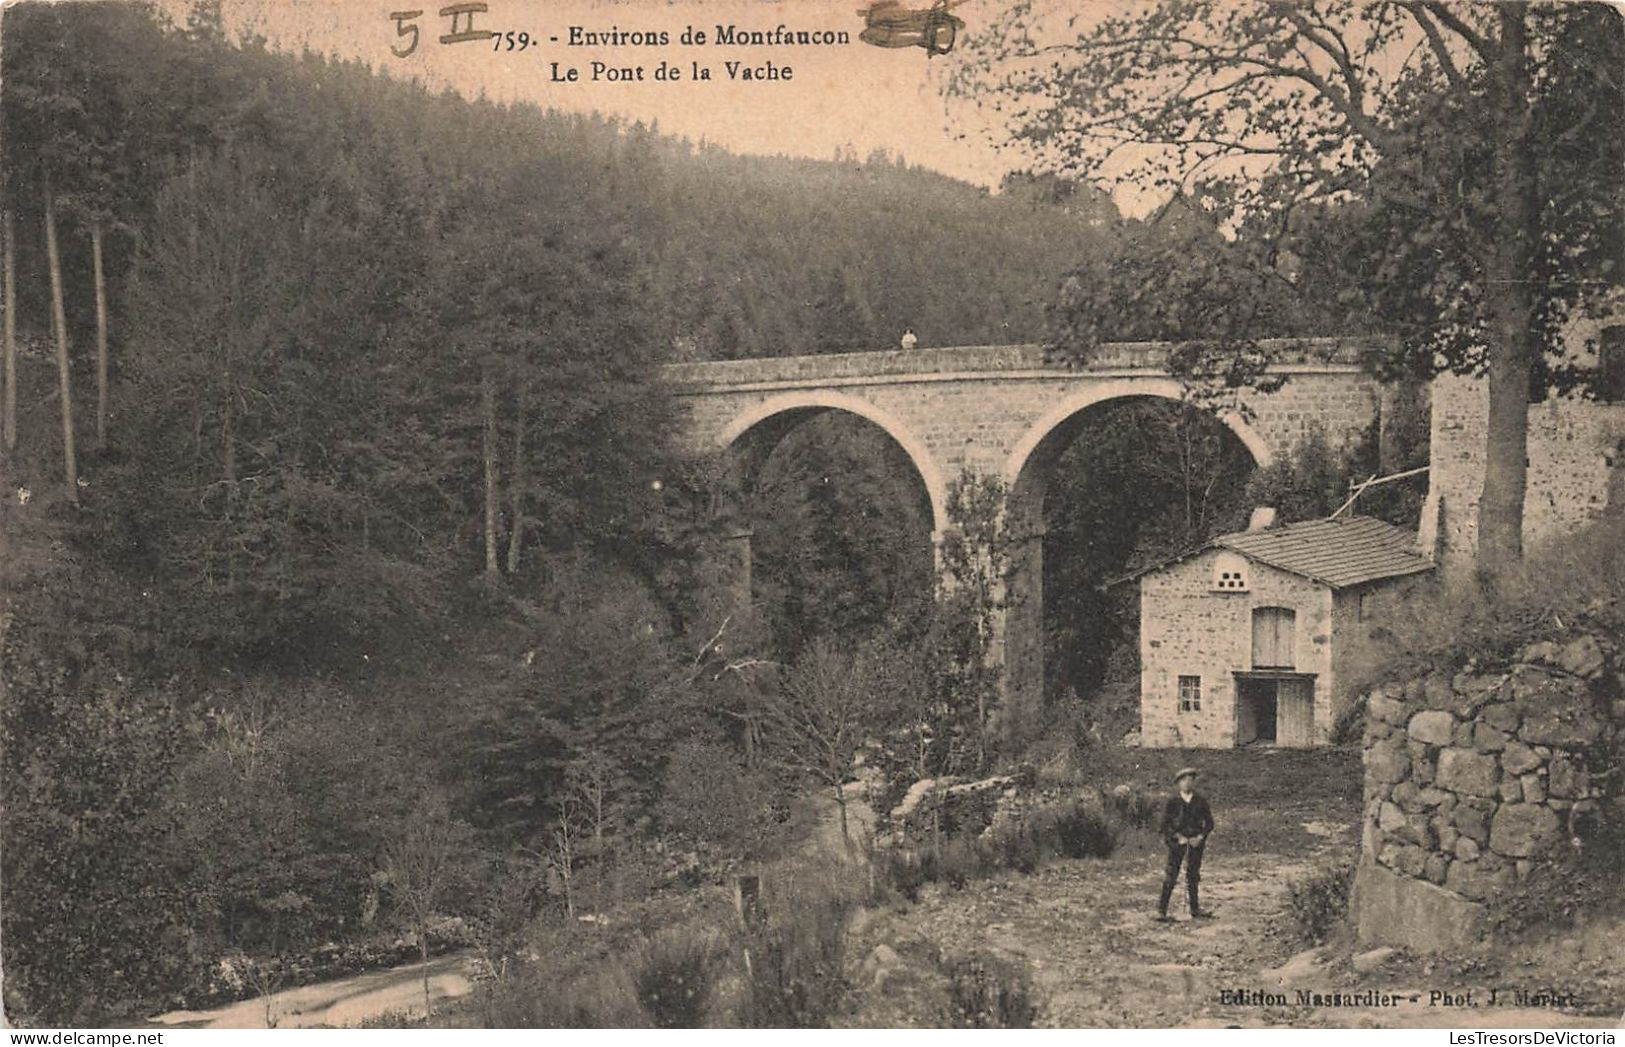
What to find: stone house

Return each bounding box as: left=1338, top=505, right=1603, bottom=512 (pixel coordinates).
left=1133, top=515, right=1434, bottom=749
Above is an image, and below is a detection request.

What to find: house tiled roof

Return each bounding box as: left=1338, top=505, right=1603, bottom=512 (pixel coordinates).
left=1213, top=515, right=1433, bottom=588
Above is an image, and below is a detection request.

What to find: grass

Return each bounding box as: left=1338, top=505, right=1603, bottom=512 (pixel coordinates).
left=1285, top=854, right=1357, bottom=946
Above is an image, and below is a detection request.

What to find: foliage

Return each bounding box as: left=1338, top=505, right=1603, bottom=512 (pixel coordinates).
left=1285, top=856, right=1356, bottom=946
left=943, top=950, right=1041, bottom=1028
left=1344, top=514, right=1625, bottom=688
left=0, top=637, right=200, bottom=1023
left=632, top=931, right=724, bottom=1029
left=656, top=738, right=795, bottom=858
left=738, top=866, right=862, bottom=1028
left=1490, top=808, right=1625, bottom=937
left=953, top=0, right=1623, bottom=574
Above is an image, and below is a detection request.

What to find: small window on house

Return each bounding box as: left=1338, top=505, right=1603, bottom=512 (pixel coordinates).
left=1599, top=325, right=1625, bottom=403
left=1178, top=675, right=1202, bottom=712
left=1212, top=551, right=1249, bottom=591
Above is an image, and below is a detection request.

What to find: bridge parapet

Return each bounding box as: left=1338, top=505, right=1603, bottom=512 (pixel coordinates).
left=662, top=337, right=1381, bottom=389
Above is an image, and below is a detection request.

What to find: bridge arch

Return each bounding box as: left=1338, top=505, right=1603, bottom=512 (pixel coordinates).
left=1002, top=378, right=1274, bottom=493
left=716, top=390, right=949, bottom=535
left=996, top=379, right=1273, bottom=734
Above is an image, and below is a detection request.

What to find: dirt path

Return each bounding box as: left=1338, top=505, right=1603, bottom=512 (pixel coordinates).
left=894, top=829, right=1619, bottom=1028
left=150, top=952, right=475, bottom=1029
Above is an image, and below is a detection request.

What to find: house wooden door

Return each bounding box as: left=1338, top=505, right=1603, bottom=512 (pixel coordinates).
left=1251, top=607, right=1296, bottom=669
left=1277, top=677, right=1315, bottom=747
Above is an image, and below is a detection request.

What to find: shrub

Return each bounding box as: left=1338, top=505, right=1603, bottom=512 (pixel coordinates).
left=943, top=950, right=1039, bottom=1028
left=1286, top=856, right=1356, bottom=945
left=477, top=961, right=649, bottom=1028
left=1329, top=693, right=1368, bottom=746
left=633, top=931, right=722, bottom=1028
left=739, top=866, right=860, bottom=1027
left=1490, top=811, right=1625, bottom=936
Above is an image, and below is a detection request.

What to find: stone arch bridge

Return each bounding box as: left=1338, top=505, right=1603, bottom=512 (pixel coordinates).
left=664, top=339, right=1390, bottom=732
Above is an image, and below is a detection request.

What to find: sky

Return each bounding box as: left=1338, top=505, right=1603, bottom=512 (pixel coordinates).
left=188, top=0, right=1027, bottom=188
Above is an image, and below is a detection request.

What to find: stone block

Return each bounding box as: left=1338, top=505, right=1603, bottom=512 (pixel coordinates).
left=1452, top=721, right=1475, bottom=747
left=1452, top=803, right=1491, bottom=844
left=1366, top=737, right=1410, bottom=784
left=1394, top=845, right=1429, bottom=878
left=1489, top=803, right=1561, bottom=858
left=1501, top=741, right=1542, bottom=776
left=1481, top=703, right=1521, bottom=733
left=1393, top=781, right=1423, bottom=812
left=1368, top=693, right=1408, bottom=726
left=1378, top=801, right=1408, bottom=833
left=1521, top=774, right=1546, bottom=804
left=1422, top=673, right=1455, bottom=710
left=1446, top=857, right=1514, bottom=902
left=1408, top=710, right=1456, bottom=746
left=1472, top=723, right=1508, bottom=752
left=1499, top=778, right=1522, bottom=803
left=1547, top=753, right=1588, bottom=799
left=1417, top=787, right=1450, bottom=808
left=1355, top=860, right=1486, bottom=951
left=1455, top=837, right=1479, bottom=861
left=1406, top=812, right=1435, bottom=849
left=1555, top=635, right=1605, bottom=679
left=1438, top=826, right=1459, bottom=852
left=1521, top=709, right=1605, bottom=748
left=1424, top=853, right=1450, bottom=885
left=1436, top=747, right=1498, bottom=797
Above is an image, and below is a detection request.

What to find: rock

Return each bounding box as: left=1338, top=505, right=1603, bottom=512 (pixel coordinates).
left=1393, top=845, right=1429, bottom=878
left=1472, top=723, right=1508, bottom=752
left=1367, top=719, right=1393, bottom=741
left=1446, top=857, right=1514, bottom=901
left=1455, top=837, right=1480, bottom=861
left=1521, top=774, right=1546, bottom=804
left=1438, top=826, right=1459, bottom=852
left=1521, top=709, right=1605, bottom=748
left=1366, top=738, right=1410, bottom=784
left=1501, top=741, right=1542, bottom=776
left=1547, top=753, right=1588, bottom=799
left=1453, top=721, right=1476, bottom=747
left=1378, top=802, right=1409, bottom=834
left=1408, top=710, right=1456, bottom=746
left=1417, top=787, right=1451, bottom=808
left=1412, top=751, right=1435, bottom=785
left=1422, top=673, right=1455, bottom=710
left=1436, top=748, right=1499, bottom=797
left=1453, top=803, right=1491, bottom=844
left=1481, top=703, right=1521, bottom=733
left=1520, top=640, right=1562, bottom=665
left=1352, top=947, right=1399, bottom=974
left=1555, top=635, right=1606, bottom=678
left=1499, top=778, right=1523, bottom=803
left=1424, top=853, right=1450, bottom=885
left=1515, top=859, right=1533, bottom=880
left=1121, top=729, right=1142, bottom=748
left=1392, top=781, right=1423, bottom=812
left=1368, top=693, right=1408, bottom=726
left=1406, top=812, right=1435, bottom=849
left=1489, top=803, right=1561, bottom=858
left=1355, top=861, right=1487, bottom=950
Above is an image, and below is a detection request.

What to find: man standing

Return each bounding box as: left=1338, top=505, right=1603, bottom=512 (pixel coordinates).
left=1156, top=766, right=1215, bottom=922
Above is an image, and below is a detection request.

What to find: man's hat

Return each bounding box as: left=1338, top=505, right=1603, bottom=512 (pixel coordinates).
left=1174, top=766, right=1199, bottom=783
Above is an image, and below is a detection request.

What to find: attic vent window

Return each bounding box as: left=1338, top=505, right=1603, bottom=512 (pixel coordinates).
left=1212, top=552, right=1249, bottom=591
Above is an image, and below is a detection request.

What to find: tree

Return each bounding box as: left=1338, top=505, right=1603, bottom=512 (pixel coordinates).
left=956, top=1, right=1624, bottom=576
left=758, top=641, right=885, bottom=846
left=382, top=792, right=473, bottom=1016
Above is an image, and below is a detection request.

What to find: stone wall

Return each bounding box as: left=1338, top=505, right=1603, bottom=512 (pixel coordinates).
left=1354, top=635, right=1623, bottom=950
left=1424, top=372, right=1625, bottom=581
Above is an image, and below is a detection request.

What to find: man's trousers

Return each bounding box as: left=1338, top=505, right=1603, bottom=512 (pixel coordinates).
left=1158, top=842, right=1204, bottom=915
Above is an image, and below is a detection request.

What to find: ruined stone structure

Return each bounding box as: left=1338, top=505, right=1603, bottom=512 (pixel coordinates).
left=1422, top=372, right=1625, bottom=582
left=665, top=340, right=1387, bottom=728
left=1353, top=637, right=1622, bottom=952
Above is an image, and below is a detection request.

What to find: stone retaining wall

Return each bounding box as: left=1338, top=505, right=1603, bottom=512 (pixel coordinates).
left=1353, top=635, right=1622, bottom=950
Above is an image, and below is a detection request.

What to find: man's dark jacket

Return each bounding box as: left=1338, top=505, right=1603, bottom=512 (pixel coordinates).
left=1160, top=791, right=1215, bottom=847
